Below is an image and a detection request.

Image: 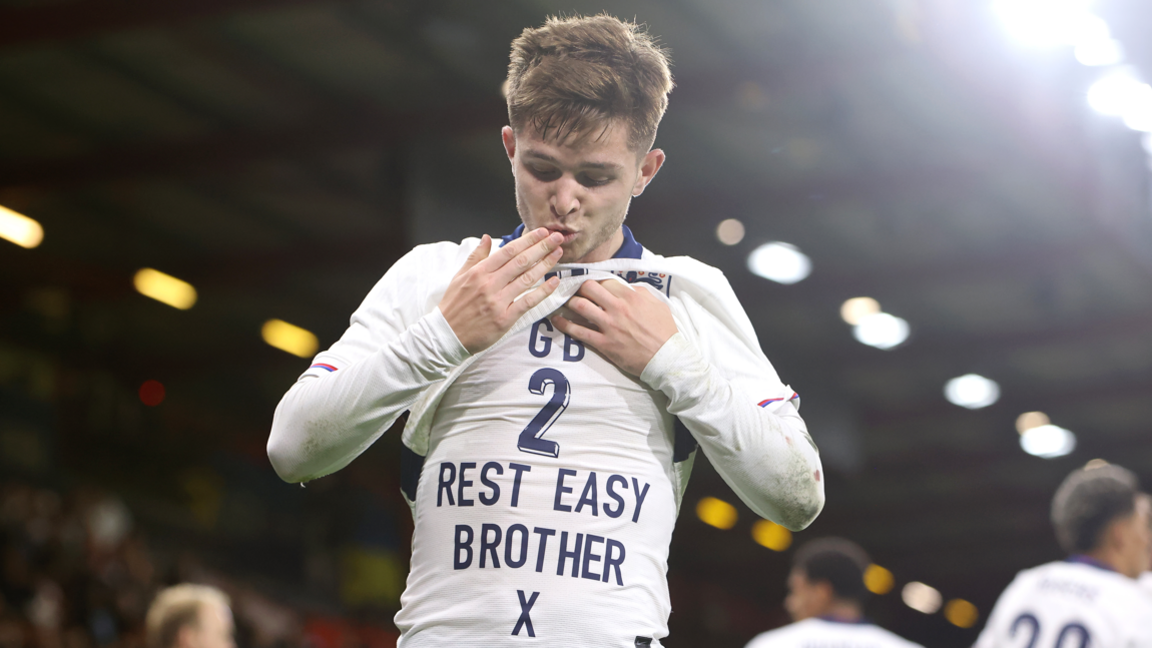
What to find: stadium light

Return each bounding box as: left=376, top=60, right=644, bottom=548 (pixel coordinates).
left=852, top=312, right=910, bottom=349
left=1075, top=38, right=1123, bottom=66
left=0, top=204, right=44, bottom=249
left=747, top=242, right=811, bottom=284
left=944, top=599, right=980, bottom=628
left=262, top=319, right=319, bottom=358
left=992, top=0, right=1109, bottom=50
left=1020, top=424, right=1077, bottom=458
left=134, top=268, right=198, bottom=310
left=751, top=519, right=792, bottom=551
left=1088, top=70, right=1147, bottom=116
left=944, top=374, right=1000, bottom=409
left=901, top=581, right=942, bottom=614
left=696, top=497, right=738, bottom=530
left=864, top=564, right=895, bottom=595
left=840, top=297, right=881, bottom=325
left=716, top=218, right=746, bottom=246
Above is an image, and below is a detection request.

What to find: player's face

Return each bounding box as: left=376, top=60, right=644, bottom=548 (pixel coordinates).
left=502, top=122, right=665, bottom=263
left=785, top=568, right=827, bottom=622
left=1127, top=495, right=1152, bottom=575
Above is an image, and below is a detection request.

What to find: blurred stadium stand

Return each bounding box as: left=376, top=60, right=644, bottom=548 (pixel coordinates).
left=2, top=0, right=1152, bottom=646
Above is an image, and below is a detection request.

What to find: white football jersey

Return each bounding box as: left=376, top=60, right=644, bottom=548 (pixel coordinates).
left=267, top=227, right=823, bottom=646
left=974, top=559, right=1152, bottom=648
left=1141, top=572, right=1152, bottom=594
left=394, top=303, right=687, bottom=647
left=744, top=617, right=924, bottom=648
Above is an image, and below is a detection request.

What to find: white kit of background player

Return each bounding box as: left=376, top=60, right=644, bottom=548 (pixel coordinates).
left=974, top=467, right=1152, bottom=648
left=267, top=14, right=823, bottom=648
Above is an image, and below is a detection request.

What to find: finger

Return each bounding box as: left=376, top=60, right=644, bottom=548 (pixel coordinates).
left=553, top=314, right=606, bottom=347
left=459, top=234, right=492, bottom=273
left=598, top=278, right=635, bottom=296
left=499, top=245, right=563, bottom=301
left=493, top=230, right=565, bottom=285
left=576, top=279, right=620, bottom=307
left=508, top=275, right=561, bottom=318
left=564, top=295, right=609, bottom=329
left=481, top=227, right=549, bottom=271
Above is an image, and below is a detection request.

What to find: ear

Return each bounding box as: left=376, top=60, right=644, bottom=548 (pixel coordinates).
left=502, top=126, right=517, bottom=163
left=632, top=148, right=666, bottom=197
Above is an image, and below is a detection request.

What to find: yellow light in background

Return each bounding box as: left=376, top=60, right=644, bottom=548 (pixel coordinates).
left=751, top=519, right=792, bottom=551
left=944, top=599, right=979, bottom=628
left=840, top=297, right=880, bottom=325
left=864, top=564, right=895, bottom=595
left=1015, top=411, right=1050, bottom=434
left=696, top=497, right=738, bottom=530
left=262, top=319, right=318, bottom=358
left=134, top=268, right=197, bottom=310
left=0, top=204, right=44, bottom=249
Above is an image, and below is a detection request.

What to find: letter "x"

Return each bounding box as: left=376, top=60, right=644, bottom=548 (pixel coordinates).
left=512, top=590, right=539, bottom=637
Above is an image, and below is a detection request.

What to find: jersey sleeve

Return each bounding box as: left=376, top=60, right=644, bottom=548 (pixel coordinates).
left=266, top=241, right=473, bottom=483
left=639, top=274, right=824, bottom=531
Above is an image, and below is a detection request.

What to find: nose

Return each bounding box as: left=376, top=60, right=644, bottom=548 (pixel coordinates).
left=549, top=177, right=581, bottom=219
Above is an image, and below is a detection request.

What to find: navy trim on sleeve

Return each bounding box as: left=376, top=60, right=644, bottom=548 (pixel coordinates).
left=499, top=224, right=644, bottom=259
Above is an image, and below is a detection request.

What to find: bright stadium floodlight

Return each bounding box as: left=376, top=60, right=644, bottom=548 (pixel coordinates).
left=1082, top=71, right=1147, bottom=117
left=716, top=218, right=746, bottom=246
left=852, top=312, right=910, bottom=349
left=696, top=496, right=738, bottom=530
left=864, top=564, right=895, bottom=595
left=1020, top=424, right=1077, bottom=458
left=944, top=374, right=1000, bottom=409
left=134, top=268, right=198, bottom=310
left=751, top=519, right=792, bottom=551
left=262, top=319, right=319, bottom=358
left=1075, top=38, right=1123, bottom=66
left=992, top=0, right=1107, bottom=49
left=0, top=204, right=44, bottom=249
left=902, top=582, right=942, bottom=614
left=840, top=297, right=881, bottom=325
left=747, top=242, right=811, bottom=284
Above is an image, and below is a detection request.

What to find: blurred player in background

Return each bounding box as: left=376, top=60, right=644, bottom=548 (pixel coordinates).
left=974, top=463, right=1152, bottom=647
left=145, top=585, right=235, bottom=648
left=267, top=13, right=824, bottom=647
left=744, top=538, right=923, bottom=648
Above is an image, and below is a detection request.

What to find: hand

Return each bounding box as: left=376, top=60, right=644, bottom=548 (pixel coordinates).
left=439, top=228, right=564, bottom=353
left=552, top=279, right=678, bottom=376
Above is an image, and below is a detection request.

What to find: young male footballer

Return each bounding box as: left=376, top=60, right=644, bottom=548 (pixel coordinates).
left=974, top=463, right=1152, bottom=647
left=268, top=14, right=824, bottom=646
left=744, top=538, right=923, bottom=648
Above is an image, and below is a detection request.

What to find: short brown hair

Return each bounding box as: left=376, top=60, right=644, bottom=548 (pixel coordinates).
left=793, top=538, right=870, bottom=605
left=506, top=14, right=673, bottom=151
left=145, top=584, right=229, bottom=648
left=1051, top=463, right=1139, bottom=554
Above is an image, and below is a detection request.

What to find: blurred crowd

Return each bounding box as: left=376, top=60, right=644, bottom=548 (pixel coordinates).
left=0, top=481, right=399, bottom=648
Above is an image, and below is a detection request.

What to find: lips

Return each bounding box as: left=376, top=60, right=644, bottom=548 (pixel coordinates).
left=546, top=227, right=579, bottom=244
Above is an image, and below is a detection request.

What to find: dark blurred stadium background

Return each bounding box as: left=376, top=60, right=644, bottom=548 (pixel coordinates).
left=2, top=0, right=1152, bottom=646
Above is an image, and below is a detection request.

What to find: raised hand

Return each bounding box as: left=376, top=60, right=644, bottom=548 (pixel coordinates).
left=552, top=279, right=679, bottom=376
left=439, top=228, right=565, bottom=353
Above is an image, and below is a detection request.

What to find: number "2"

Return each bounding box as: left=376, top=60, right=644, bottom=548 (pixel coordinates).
left=1011, top=613, right=1090, bottom=648
left=516, top=368, right=570, bottom=458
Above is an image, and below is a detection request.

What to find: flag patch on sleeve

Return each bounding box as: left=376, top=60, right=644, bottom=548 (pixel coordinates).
left=758, top=392, right=799, bottom=407
left=310, top=363, right=338, bottom=372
